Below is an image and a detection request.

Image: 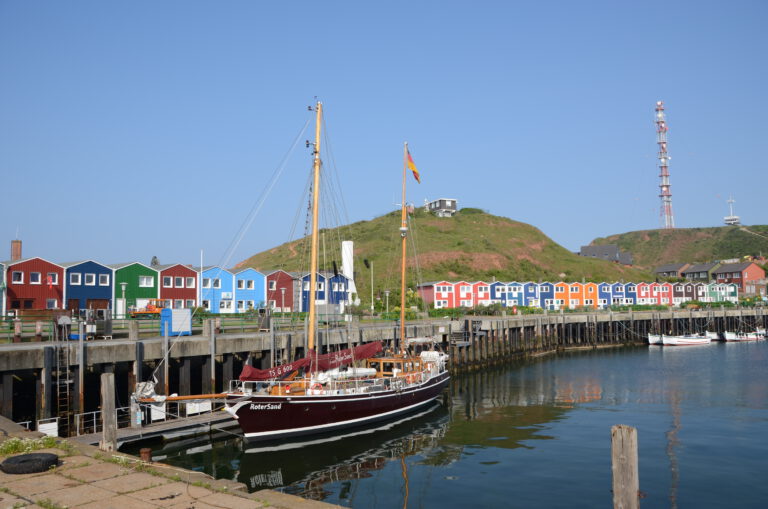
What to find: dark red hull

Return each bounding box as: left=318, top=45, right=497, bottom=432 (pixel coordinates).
left=226, top=372, right=450, bottom=442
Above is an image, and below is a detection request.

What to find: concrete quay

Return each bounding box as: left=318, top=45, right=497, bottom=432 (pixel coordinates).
left=0, top=417, right=340, bottom=509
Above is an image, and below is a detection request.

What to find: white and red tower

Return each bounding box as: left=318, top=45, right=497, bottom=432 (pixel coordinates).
left=655, top=101, right=675, bottom=228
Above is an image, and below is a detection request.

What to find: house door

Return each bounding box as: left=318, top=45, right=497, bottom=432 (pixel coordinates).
left=86, top=299, right=109, bottom=310
left=68, top=299, right=79, bottom=311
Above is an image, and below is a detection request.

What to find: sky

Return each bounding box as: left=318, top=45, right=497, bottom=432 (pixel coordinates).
left=1, top=1, right=766, bottom=269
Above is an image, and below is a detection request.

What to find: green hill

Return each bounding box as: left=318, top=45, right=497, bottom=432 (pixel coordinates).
left=591, top=225, right=768, bottom=269
left=236, top=208, right=653, bottom=308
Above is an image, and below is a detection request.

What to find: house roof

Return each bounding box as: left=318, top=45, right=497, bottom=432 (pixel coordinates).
left=713, top=262, right=754, bottom=273
left=654, top=263, right=688, bottom=273
left=682, top=262, right=719, bottom=274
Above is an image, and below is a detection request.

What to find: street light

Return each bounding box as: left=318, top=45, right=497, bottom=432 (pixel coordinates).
left=120, top=282, right=128, bottom=319
left=385, top=290, right=390, bottom=315
left=280, top=287, right=286, bottom=312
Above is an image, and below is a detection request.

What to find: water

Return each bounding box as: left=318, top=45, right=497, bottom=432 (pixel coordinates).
left=128, top=342, right=768, bottom=508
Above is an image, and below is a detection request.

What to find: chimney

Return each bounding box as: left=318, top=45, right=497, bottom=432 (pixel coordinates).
left=11, top=240, right=22, bottom=261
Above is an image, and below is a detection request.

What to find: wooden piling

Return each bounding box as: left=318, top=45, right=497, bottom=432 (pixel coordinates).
left=100, top=372, right=117, bottom=452
left=611, top=424, right=639, bottom=509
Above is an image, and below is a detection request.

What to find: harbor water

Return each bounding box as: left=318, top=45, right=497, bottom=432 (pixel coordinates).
left=126, top=341, right=768, bottom=508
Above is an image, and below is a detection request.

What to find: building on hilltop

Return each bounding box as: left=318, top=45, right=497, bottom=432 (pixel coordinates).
left=424, top=198, right=457, bottom=217
left=654, top=263, right=690, bottom=279
left=681, top=262, right=721, bottom=283
left=712, top=262, right=766, bottom=297
left=578, top=245, right=633, bottom=266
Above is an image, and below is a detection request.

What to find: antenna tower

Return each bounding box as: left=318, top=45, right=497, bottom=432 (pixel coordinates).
left=655, top=101, right=675, bottom=228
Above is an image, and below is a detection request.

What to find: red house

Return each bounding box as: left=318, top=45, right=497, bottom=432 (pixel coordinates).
left=157, top=264, right=198, bottom=308
left=266, top=270, right=297, bottom=312
left=713, top=262, right=766, bottom=295
left=5, top=257, right=65, bottom=312
left=472, top=281, right=492, bottom=306
left=418, top=281, right=457, bottom=309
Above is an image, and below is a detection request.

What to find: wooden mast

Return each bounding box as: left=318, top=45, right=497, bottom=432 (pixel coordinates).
left=307, top=102, right=322, bottom=352
left=399, top=142, right=409, bottom=352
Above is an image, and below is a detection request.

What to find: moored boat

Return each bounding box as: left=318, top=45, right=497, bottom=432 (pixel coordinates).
left=705, top=330, right=722, bottom=341
left=648, top=333, right=663, bottom=345
left=223, top=103, right=450, bottom=442
left=661, top=334, right=711, bottom=346
left=724, top=331, right=762, bottom=342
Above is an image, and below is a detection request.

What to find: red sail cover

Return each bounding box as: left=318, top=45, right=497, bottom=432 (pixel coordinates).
left=238, top=341, right=383, bottom=381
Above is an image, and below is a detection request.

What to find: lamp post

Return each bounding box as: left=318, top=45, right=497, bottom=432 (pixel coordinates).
left=120, top=282, right=128, bottom=319
left=280, top=287, right=285, bottom=312
left=385, top=290, right=390, bottom=315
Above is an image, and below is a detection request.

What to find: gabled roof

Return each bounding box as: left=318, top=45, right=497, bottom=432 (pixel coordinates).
left=2, top=257, right=65, bottom=269
left=108, top=261, right=156, bottom=271
left=655, top=263, right=688, bottom=273
left=682, top=262, right=720, bottom=274
left=232, top=267, right=265, bottom=276
left=713, top=262, right=755, bottom=273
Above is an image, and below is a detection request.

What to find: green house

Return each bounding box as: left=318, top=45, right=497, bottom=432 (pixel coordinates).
left=108, top=262, right=159, bottom=316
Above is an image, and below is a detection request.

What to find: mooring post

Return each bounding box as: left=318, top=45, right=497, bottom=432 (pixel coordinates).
left=209, top=319, right=216, bottom=393
left=100, top=372, right=117, bottom=452
left=162, top=323, right=169, bottom=396
left=611, top=424, right=639, bottom=509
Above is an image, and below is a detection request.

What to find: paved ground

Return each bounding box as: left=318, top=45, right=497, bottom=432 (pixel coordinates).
left=0, top=417, right=340, bottom=509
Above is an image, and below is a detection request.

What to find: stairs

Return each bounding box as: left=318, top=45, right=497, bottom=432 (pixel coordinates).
left=54, top=343, right=73, bottom=437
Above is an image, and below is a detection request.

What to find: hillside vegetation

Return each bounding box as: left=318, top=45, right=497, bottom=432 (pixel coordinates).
left=236, top=209, right=653, bottom=307
left=591, top=225, right=768, bottom=269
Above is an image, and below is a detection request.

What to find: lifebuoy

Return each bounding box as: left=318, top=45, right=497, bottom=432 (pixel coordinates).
left=310, top=383, right=324, bottom=395
left=426, top=364, right=433, bottom=372
left=285, top=385, right=291, bottom=394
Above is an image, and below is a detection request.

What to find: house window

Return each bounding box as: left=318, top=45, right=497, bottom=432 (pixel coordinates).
left=174, top=300, right=183, bottom=309
left=303, top=282, right=309, bottom=290
left=570, top=286, right=579, bottom=293
left=248, top=300, right=255, bottom=309
left=237, top=300, right=245, bottom=309
left=213, top=279, right=221, bottom=289
left=237, top=280, right=245, bottom=289
left=247, top=280, right=254, bottom=289
left=269, top=299, right=276, bottom=308
left=585, top=299, right=594, bottom=305
left=203, top=278, right=210, bottom=288
left=11, top=271, right=23, bottom=284
left=269, top=280, right=276, bottom=290
left=175, top=277, right=184, bottom=288
left=47, top=273, right=58, bottom=285
left=317, top=282, right=324, bottom=291
left=339, top=283, right=345, bottom=291
left=203, top=300, right=210, bottom=310
left=46, top=299, right=57, bottom=309
left=139, top=276, right=154, bottom=287
left=164, top=276, right=173, bottom=288
left=30, top=272, right=41, bottom=285
left=186, top=277, right=195, bottom=288
left=185, top=299, right=195, bottom=308
left=84, top=273, right=96, bottom=286
left=99, top=274, right=109, bottom=286
left=70, top=273, right=81, bottom=285
left=332, top=282, right=338, bottom=291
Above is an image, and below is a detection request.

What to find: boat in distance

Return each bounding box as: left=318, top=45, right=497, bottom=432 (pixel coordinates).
left=661, top=334, right=711, bottom=346
left=724, top=331, right=764, bottom=342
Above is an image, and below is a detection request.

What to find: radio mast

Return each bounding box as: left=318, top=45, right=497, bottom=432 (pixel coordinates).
left=655, top=101, right=675, bottom=229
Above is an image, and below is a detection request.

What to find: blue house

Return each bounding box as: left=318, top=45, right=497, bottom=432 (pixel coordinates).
left=300, top=272, right=326, bottom=312
left=200, top=267, right=235, bottom=314
left=504, top=282, right=525, bottom=307
left=523, top=282, right=540, bottom=308
left=624, top=283, right=637, bottom=305
left=490, top=282, right=506, bottom=305
left=61, top=260, right=113, bottom=316
left=326, top=273, right=351, bottom=307
left=597, top=283, right=612, bottom=309
left=539, top=282, right=556, bottom=310
left=610, top=282, right=626, bottom=305
left=233, top=268, right=266, bottom=313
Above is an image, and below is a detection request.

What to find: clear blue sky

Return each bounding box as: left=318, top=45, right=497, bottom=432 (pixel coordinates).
left=1, top=1, right=766, bottom=268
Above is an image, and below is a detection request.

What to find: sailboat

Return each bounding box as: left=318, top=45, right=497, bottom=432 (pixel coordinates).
left=222, top=102, right=450, bottom=442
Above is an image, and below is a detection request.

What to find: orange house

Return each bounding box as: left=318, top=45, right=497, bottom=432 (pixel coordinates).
left=582, top=282, right=599, bottom=309
left=567, top=282, right=586, bottom=309
left=554, top=282, right=569, bottom=310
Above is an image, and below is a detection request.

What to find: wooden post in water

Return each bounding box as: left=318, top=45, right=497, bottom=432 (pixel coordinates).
left=611, top=424, right=639, bottom=509
left=100, top=372, right=117, bottom=452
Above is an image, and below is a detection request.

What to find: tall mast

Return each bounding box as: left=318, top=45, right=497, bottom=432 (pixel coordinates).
left=656, top=100, right=675, bottom=229
left=307, top=102, right=322, bottom=351
left=399, top=142, right=409, bottom=352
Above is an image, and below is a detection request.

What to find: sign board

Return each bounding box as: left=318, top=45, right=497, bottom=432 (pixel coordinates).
left=186, top=401, right=212, bottom=416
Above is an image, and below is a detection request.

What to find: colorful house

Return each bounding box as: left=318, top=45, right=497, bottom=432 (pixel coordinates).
left=472, top=281, right=492, bottom=307
left=610, top=282, right=627, bottom=305
left=539, top=282, right=555, bottom=310
left=582, top=282, right=598, bottom=308
left=554, top=283, right=568, bottom=310
left=453, top=281, right=473, bottom=308
left=522, top=282, right=540, bottom=308
left=4, top=257, right=65, bottom=312
left=109, top=262, right=159, bottom=316
left=682, top=262, right=720, bottom=283
left=61, top=260, right=113, bottom=315
left=624, top=283, right=637, bottom=305
left=234, top=268, right=266, bottom=313
left=266, top=270, right=298, bottom=312
left=597, top=283, right=611, bottom=308
left=712, top=262, right=765, bottom=296
left=157, top=264, right=198, bottom=309
left=200, top=266, right=235, bottom=314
